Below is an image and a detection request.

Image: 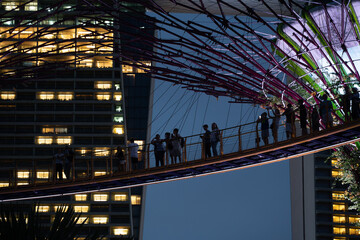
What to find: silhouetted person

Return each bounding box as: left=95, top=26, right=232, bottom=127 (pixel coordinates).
left=210, top=122, right=220, bottom=156
left=151, top=134, right=165, bottom=167
left=311, top=107, right=320, bottom=132
left=351, top=87, right=360, bottom=120
left=170, top=128, right=183, bottom=164
left=64, top=145, right=74, bottom=180
left=283, top=104, right=295, bottom=139
left=298, top=99, right=308, bottom=136
left=115, top=146, right=125, bottom=172
left=257, top=112, right=269, bottom=145
left=54, top=148, right=64, bottom=180
left=267, top=107, right=280, bottom=143
left=320, top=94, right=333, bottom=128
left=164, top=132, right=172, bottom=164
left=201, top=124, right=211, bottom=158
left=341, top=85, right=351, bottom=122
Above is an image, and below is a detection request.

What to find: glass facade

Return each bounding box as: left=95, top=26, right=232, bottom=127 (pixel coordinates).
left=0, top=1, right=153, bottom=239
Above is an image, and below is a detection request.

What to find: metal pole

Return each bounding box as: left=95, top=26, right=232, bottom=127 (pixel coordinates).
left=220, top=131, right=223, bottom=155
left=146, top=145, right=150, bottom=169
left=91, top=151, right=94, bottom=179
left=183, top=138, right=187, bottom=163
left=238, top=126, right=242, bottom=151
left=110, top=148, right=113, bottom=176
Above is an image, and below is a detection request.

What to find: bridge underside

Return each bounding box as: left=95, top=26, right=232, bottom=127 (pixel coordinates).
left=1, top=121, right=360, bottom=202
left=150, top=0, right=302, bottom=15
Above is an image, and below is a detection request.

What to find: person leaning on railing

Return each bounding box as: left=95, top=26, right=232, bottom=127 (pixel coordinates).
left=210, top=122, right=220, bottom=156
left=319, top=94, right=333, bottom=128
left=128, top=138, right=139, bottom=170
left=115, top=146, right=125, bottom=173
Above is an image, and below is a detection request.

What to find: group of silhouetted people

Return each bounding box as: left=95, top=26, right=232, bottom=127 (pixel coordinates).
left=151, top=128, right=184, bottom=167
left=53, top=145, right=74, bottom=180
left=257, top=88, right=360, bottom=146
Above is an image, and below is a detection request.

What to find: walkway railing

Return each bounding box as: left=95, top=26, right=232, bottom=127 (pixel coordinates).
left=3, top=104, right=353, bottom=189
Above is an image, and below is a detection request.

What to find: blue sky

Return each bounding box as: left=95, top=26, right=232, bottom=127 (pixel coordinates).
left=143, top=81, right=292, bottom=239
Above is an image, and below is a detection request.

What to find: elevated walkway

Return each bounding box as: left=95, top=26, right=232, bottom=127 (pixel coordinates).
left=1, top=119, right=360, bottom=202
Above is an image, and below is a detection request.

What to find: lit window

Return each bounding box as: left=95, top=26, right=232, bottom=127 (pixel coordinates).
left=78, top=59, right=93, bottom=68
left=114, top=193, right=128, bottom=202
left=42, top=127, right=54, bottom=133
left=131, top=195, right=141, bottom=205
left=113, top=227, right=129, bottom=236
left=122, top=65, right=133, bottom=73
left=42, top=127, right=67, bottom=134
left=2, top=2, right=19, bottom=11
left=135, top=61, right=151, bottom=73
left=94, top=171, right=107, bottom=177
left=96, top=92, right=111, bottom=101
left=75, top=194, right=87, bottom=201
left=17, top=171, right=30, bottom=179
left=36, top=206, right=50, bottom=213
left=94, top=147, right=110, bottom=156
left=93, top=217, right=108, bottom=224
left=134, top=140, right=144, bottom=150
left=96, top=60, right=112, bottom=68
left=333, top=227, right=346, bottom=235
left=76, top=217, right=88, bottom=224
left=56, top=136, right=72, bottom=145
left=332, top=192, right=345, bottom=201
left=58, top=92, right=73, bottom=101
left=36, top=136, right=53, bottom=144
left=55, top=127, right=68, bottom=134
left=113, top=116, right=124, bottom=123
left=37, top=92, right=55, bottom=100
left=93, top=194, right=108, bottom=202
left=349, top=228, right=360, bottom=235
left=349, top=216, right=360, bottom=224
left=113, top=93, right=122, bottom=101
left=333, top=203, right=346, bottom=211
left=74, top=206, right=89, bottom=213
left=113, top=125, right=124, bottom=135
left=53, top=205, right=69, bottom=212
left=0, top=91, right=16, bottom=100
left=115, top=105, right=122, bottom=112
left=331, top=158, right=338, bottom=167
left=114, top=84, right=121, bottom=90
left=333, top=215, right=346, bottom=223
left=332, top=170, right=344, bottom=178
left=0, top=182, right=9, bottom=188
left=17, top=182, right=28, bottom=186
left=37, top=171, right=49, bottom=179
left=25, top=2, right=38, bottom=11
left=78, top=148, right=89, bottom=156
left=95, top=81, right=112, bottom=89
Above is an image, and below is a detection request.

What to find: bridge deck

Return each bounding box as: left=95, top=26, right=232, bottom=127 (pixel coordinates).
left=1, top=120, right=360, bottom=202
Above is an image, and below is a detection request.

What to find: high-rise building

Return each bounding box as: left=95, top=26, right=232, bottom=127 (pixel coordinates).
left=290, top=151, right=360, bottom=240
left=0, top=1, right=153, bottom=239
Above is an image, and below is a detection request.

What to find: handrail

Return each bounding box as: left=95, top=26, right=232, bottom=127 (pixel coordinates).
left=0, top=102, right=354, bottom=189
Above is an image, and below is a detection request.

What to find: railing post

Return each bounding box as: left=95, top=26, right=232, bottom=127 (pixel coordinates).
left=220, top=131, right=223, bottom=155
left=183, top=138, right=187, bottom=163
left=33, top=159, right=36, bottom=186
left=110, top=148, right=113, bottom=176
left=72, top=155, right=75, bottom=181
left=238, top=126, right=242, bottom=151
left=165, top=147, right=169, bottom=167
left=146, top=145, right=150, bottom=169
left=14, top=159, right=18, bottom=187
left=256, top=121, right=260, bottom=148
left=128, top=149, right=132, bottom=172
left=91, top=151, right=94, bottom=179
left=201, top=141, right=205, bottom=160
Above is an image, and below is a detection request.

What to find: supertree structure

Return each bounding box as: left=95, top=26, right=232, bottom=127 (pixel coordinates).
left=2, top=0, right=360, bottom=120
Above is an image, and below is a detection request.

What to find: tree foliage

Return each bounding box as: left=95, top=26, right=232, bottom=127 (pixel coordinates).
left=331, top=146, right=360, bottom=211
left=0, top=204, right=102, bottom=240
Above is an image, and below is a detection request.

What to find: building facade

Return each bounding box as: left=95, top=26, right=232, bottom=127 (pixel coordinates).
left=0, top=1, right=153, bottom=239
left=290, top=151, right=360, bottom=240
